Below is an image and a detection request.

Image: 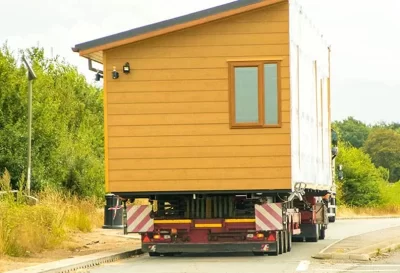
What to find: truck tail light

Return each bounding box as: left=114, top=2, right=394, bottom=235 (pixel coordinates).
left=247, top=232, right=265, bottom=240
left=142, top=234, right=150, bottom=243
left=267, top=232, right=276, bottom=241
left=256, top=233, right=264, bottom=239
left=153, top=234, right=161, bottom=240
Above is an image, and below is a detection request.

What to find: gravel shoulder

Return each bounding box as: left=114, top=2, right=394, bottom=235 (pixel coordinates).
left=0, top=228, right=139, bottom=273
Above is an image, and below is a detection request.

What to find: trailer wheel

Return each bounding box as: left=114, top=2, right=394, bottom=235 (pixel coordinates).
left=282, top=231, right=287, bottom=253
left=149, top=252, right=160, bottom=257
left=278, top=231, right=284, bottom=254
left=305, top=224, right=319, bottom=242
left=287, top=231, right=292, bottom=252
left=269, top=232, right=280, bottom=256
left=319, top=225, right=326, bottom=240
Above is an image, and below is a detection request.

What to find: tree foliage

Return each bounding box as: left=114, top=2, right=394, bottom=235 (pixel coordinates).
left=0, top=44, right=104, bottom=197
left=363, top=129, right=400, bottom=182
left=335, top=142, right=385, bottom=207
left=333, top=117, right=370, bottom=148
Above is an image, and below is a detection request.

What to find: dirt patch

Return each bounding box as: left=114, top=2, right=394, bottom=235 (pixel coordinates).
left=0, top=228, right=140, bottom=273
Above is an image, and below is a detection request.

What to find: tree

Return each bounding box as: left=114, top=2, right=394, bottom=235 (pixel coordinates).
left=363, top=129, right=400, bottom=183
left=335, top=142, right=385, bottom=207
left=333, top=117, right=370, bottom=148
left=0, top=44, right=104, bottom=197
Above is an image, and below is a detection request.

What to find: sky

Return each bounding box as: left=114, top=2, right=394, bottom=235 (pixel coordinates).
left=1, top=0, right=399, bottom=124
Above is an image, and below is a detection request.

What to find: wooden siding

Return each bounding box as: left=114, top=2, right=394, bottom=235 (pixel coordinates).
left=105, top=2, right=291, bottom=193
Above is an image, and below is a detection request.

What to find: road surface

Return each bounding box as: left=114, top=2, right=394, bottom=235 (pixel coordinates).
left=89, top=218, right=400, bottom=273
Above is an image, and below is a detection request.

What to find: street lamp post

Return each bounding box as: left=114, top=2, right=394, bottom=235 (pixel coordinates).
left=22, top=56, right=36, bottom=196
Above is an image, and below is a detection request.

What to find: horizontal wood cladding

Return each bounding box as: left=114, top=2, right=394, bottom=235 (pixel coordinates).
left=109, top=167, right=291, bottom=181
left=108, top=123, right=291, bottom=137
left=107, top=112, right=291, bottom=126
left=108, top=44, right=289, bottom=59
left=108, top=134, right=291, bottom=148
left=105, top=67, right=290, bottom=82
left=107, top=78, right=290, bottom=92
left=109, top=178, right=291, bottom=192
left=109, top=145, right=291, bottom=159
left=107, top=100, right=290, bottom=114
left=107, top=89, right=290, bottom=103
left=105, top=2, right=291, bottom=192
left=109, top=156, right=290, bottom=170
left=106, top=56, right=289, bottom=70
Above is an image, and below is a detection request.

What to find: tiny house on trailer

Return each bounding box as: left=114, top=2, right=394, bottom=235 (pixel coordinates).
left=73, top=0, right=337, bottom=256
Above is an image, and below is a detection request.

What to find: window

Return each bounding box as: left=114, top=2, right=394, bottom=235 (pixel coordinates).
left=229, top=61, right=281, bottom=128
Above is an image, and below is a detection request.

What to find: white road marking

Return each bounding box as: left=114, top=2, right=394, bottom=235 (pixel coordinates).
left=311, top=269, right=397, bottom=272
left=358, top=265, right=400, bottom=267
left=296, top=260, right=310, bottom=272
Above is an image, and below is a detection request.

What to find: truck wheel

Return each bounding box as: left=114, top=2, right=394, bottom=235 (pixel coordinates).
left=287, top=231, right=292, bottom=252
left=319, top=225, right=326, bottom=240
left=328, top=216, right=336, bottom=223
left=149, top=252, right=160, bottom=257
left=282, top=231, right=288, bottom=253
left=305, top=225, right=319, bottom=242
left=253, top=251, right=264, bottom=256
left=278, top=231, right=284, bottom=254
left=269, top=232, right=280, bottom=256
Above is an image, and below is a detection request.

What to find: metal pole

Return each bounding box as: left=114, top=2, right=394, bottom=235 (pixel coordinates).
left=27, top=79, right=32, bottom=196
left=22, top=56, right=36, bottom=196
left=123, top=200, right=127, bottom=235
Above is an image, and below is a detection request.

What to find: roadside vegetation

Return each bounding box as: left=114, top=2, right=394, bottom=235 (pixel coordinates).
left=0, top=44, right=104, bottom=257
left=1, top=44, right=400, bottom=257
left=0, top=170, right=103, bottom=257
left=333, top=117, right=400, bottom=215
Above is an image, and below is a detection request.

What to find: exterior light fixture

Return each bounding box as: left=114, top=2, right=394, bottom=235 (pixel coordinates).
left=95, top=71, right=103, bottom=81
left=112, top=66, right=119, bottom=79
left=123, top=62, right=130, bottom=74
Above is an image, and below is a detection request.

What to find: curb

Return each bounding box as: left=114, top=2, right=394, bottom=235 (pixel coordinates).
left=312, top=228, right=400, bottom=262
left=6, top=248, right=143, bottom=273
left=312, top=241, right=400, bottom=262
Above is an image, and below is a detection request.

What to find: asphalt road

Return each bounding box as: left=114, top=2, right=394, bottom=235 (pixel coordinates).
left=89, top=218, right=400, bottom=273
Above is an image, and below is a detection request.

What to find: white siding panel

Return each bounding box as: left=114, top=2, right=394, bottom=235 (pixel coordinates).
left=289, top=0, right=332, bottom=190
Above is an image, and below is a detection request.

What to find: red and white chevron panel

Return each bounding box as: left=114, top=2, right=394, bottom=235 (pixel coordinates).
left=255, top=203, right=283, bottom=231
left=127, top=205, right=154, bottom=233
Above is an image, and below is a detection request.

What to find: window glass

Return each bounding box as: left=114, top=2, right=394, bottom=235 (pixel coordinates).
left=264, top=64, right=278, bottom=125
left=234, top=67, right=259, bottom=123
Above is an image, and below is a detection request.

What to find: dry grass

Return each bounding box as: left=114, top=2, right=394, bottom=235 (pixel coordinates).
left=0, top=171, right=103, bottom=257
left=337, top=204, right=400, bottom=218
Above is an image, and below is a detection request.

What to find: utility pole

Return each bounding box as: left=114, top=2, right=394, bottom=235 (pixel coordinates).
left=22, top=56, right=37, bottom=196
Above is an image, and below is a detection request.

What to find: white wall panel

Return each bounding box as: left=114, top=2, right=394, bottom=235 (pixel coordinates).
left=289, top=0, right=332, bottom=190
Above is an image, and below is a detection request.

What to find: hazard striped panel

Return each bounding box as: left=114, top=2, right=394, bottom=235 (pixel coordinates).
left=255, top=203, right=283, bottom=231
left=127, top=205, right=154, bottom=233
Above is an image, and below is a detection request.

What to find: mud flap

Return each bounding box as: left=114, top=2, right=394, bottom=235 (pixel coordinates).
left=315, top=203, right=328, bottom=225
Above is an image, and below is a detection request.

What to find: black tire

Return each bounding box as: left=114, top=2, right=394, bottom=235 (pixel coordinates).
left=269, top=232, right=280, bottom=256
left=319, top=225, right=326, bottom=240
left=328, top=216, right=336, bottom=223
left=149, top=252, right=160, bottom=257
left=292, top=236, right=304, bottom=242
left=305, top=224, right=319, bottom=242
left=278, top=231, right=284, bottom=254
left=287, top=231, right=292, bottom=252
left=282, top=231, right=288, bottom=253
left=253, top=251, right=264, bottom=256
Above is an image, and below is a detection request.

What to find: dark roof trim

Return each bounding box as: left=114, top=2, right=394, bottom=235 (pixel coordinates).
left=72, top=0, right=281, bottom=53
